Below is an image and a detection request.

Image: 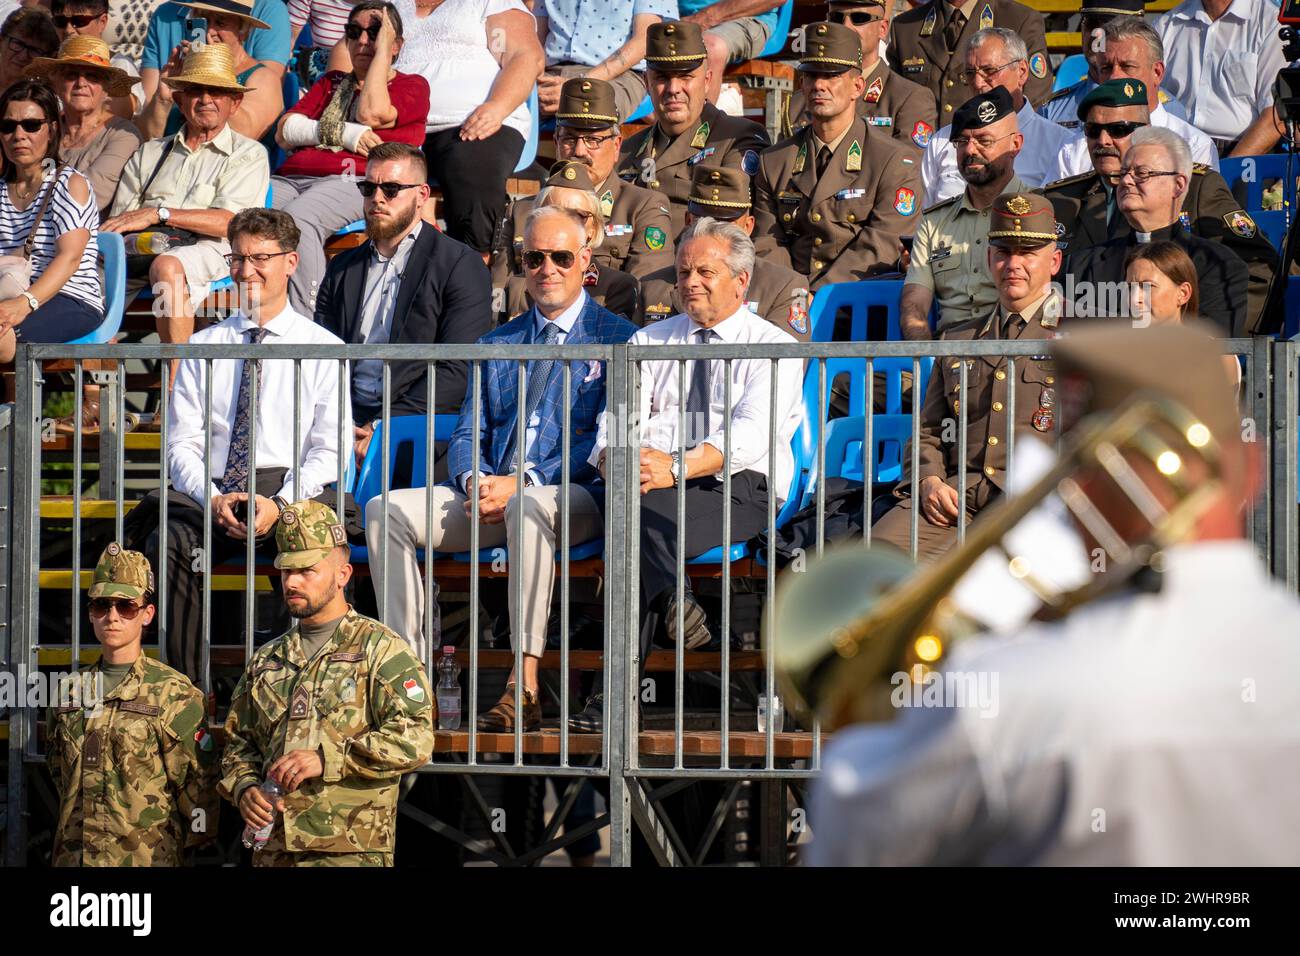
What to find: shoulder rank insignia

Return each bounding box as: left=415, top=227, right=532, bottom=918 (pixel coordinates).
left=793, top=141, right=807, bottom=173
left=1225, top=211, right=1257, bottom=239
left=921, top=7, right=936, bottom=36
left=865, top=76, right=884, bottom=103
left=600, top=189, right=614, bottom=218
left=979, top=3, right=993, bottom=31
left=922, top=194, right=959, bottom=215
left=691, top=122, right=710, bottom=149
left=1047, top=81, right=1083, bottom=103
left=646, top=302, right=673, bottom=316
left=1191, top=163, right=1209, bottom=175
left=846, top=140, right=862, bottom=172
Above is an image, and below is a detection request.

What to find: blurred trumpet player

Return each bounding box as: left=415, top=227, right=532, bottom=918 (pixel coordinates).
left=807, top=321, right=1300, bottom=866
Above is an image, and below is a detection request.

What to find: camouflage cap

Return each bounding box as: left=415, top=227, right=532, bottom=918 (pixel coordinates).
left=274, top=500, right=348, bottom=570
left=90, top=542, right=155, bottom=600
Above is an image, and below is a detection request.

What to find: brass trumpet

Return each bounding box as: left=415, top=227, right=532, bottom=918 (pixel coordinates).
left=768, top=395, right=1225, bottom=731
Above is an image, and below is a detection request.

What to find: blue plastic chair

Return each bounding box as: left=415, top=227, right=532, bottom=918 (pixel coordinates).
left=1053, top=54, right=1088, bottom=93
left=807, top=279, right=907, bottom=342
left=69, top=232, right=126, bottom=345
left=800, top=413, right=913, bottom=508
left=1253, top=209, right=1287, bottom=251
left=756, top=2, right=794, bottom=59
left=1284, top=274, right=1300, bottom=340
left=1219, top=154, right=1297, bottom=211
left=625, top=94, right=654, bottom=123
left=515, top=86, right=540, bottom=173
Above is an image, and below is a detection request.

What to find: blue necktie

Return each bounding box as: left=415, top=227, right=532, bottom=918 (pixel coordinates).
left=507, top=321, right=561, bottom=471
left=217, top=327, right=268, bottom=494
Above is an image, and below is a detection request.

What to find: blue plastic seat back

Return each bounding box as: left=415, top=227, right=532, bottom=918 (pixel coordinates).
left=1219, top=154, right=1296, bottom=211
left=1053, top=54, right=1087, bottom=92
left=807, top=279, right=906, bottom=342
left=756, top=2, right=793, bottom=59
left=516, top=86, right=539, bottom=173
left=625, top=94, right=653, bottom=123
left=1252, top=209, right=1286, bottom=251
left=70, top=231, right=126, bottom=345
left=1286, top=275, right=1300, bottom=340
left=353, top=414, right=458, bottom=523
left=800, top=413, right=913, bottom=507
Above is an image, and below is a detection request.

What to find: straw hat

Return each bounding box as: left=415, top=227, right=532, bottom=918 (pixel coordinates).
left=25, top=36, right=141, bottom=99
left=162, top=43, right=251, bottom=94
left=177, top=0, right=271, bottom=31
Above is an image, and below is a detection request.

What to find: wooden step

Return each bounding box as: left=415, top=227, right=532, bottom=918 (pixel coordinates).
left=40, top=498, right=140, bottom=519
left=37, top=432, right=161, bottom=453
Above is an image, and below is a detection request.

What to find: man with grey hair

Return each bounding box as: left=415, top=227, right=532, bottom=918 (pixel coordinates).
left=920, top=28, right=1074, bottom=203
left=1053, top=15, right=1218, bottom=178
left=1069, top=126, right=1249, bottom=335
left=582, top=217, right=803, bottom=731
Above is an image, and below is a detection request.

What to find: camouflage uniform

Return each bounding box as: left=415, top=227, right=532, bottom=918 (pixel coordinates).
left=219, top=501, right=435, bottom=867
left=47, top=544, right=219, bottom=867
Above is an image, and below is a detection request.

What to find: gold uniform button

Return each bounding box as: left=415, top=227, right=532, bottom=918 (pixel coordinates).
left=984, top=465, right=995, bottom=477
left=813, top=259, right=824, bottom=270
left=814, top=237, right=823, bottom=246
left=953, top=399, right=960, bottom=411
left=950, top=361, right=960, bottom=369
left=782, top=213, right=792, bottom=222
left=945, top=80, right=954, bottom=88
left=1045, top=376, right=1055, bottom=384
left=811, top=212, right=822, bottom=222
left=992, top=401, right=1003, bottom=412
left=995, top=370, right=1006, bottom=381
left=847, top=213, right=856, bottom=222
left=944, top=103, right=953, bottom=112
left=988, top=436, right=998, bottom=446
left=651, top=181, right=660, bottom=188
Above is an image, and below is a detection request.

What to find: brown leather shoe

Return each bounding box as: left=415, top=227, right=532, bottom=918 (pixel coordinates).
left=476, top=685, right=541, bottom=732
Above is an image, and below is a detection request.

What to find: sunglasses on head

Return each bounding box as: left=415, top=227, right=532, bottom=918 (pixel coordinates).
left=357, top=180, right=422, bottom=199
left=89, top=597, right=146, bottom=618
left=0, top=118, right=47, bottom=135
left=344, top=22, right=382, bottom=41
left=522, top=249, right=578, bottom=270
left=53, top=13, right=101, bottom=28
left=829, top=10, right=883, bottom=25
left=1084, top=120, right=1146, bottom=139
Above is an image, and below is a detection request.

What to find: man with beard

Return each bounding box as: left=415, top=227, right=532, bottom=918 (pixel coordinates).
left=221, top=500, right=434, bottom=867
left=901, top=87, right=1029, bottom=340
left=314, top=142, right=493, bottom=472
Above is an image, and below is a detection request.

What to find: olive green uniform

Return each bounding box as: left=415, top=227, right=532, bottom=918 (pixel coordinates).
left=784, top=58, right=939, bottom=155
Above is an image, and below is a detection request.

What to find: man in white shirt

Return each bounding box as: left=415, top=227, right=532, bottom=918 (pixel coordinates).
left=920, top=27, right=1073, bottom=204
left=591, top=217, right=803, bottom=682
left=810, top=321, right=1300, bottom=866
left=124, top=208, right=348, bottom=684
left=1155, top=0, right=1286, bottom=154
left=1053, top=14, right=1218, bottom=178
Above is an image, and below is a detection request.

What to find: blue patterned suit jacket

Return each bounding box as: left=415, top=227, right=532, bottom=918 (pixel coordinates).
left=446, top=297, right=638, bottom=487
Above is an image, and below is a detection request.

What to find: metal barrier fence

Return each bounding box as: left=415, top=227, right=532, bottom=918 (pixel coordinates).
left=3, top=336, right=1297, bottom=866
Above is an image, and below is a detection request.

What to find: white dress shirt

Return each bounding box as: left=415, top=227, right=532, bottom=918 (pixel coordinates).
left=809, top=540, right=1300, bottom=866
left=354, top=221, right=423, bottom=407
left=921, top=99, right=1076, bottom=205
left=591, top=305, right=804, bottom=502
left=168, top=304, right=350, bottom=506
left=1155, top=0, right=1287, bottom=142
left=1052, top=103, right=1221, bottom=181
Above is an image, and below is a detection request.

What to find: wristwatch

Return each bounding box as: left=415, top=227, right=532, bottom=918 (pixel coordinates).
left=271, top=495, right=290, bottom=515
left=669, top=451, right=683, bottom=486
left=20, top=291, right=39, bottom=313
left=156, top=206, right=171, bottom=224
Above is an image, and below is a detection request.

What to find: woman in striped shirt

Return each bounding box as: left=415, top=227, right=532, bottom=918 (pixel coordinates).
left=288, top=0, right=358, bottom=86
left=0, top=78, right=103, bottom=370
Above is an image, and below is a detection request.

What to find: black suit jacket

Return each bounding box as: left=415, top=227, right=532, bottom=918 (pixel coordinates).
left=1067, top=222, right=1250, bottom=337
left=314, top=224, right=493, bottom=422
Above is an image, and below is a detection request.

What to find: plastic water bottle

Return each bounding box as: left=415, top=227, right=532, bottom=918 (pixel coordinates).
left=437, top=646, right=461, bottom=730
left=241, top=778, right=283, bottom=850
left=757, top=694, right=784, bottom=734
left=129, top=231, right=171, bottom=255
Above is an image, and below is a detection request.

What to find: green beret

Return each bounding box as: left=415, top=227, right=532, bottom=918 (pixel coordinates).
left=1077, top=77, right=1148, bottom=121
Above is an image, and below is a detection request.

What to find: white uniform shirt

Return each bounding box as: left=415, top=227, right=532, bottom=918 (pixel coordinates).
left=168, top=305, right=350, bottom=505
left=921, top=99, right=1075, bottom=204
left=591, top=306, right=804, bottom=502
left=809, top=540, right=1300, bottom=866
left=1051, top=103, right=1221, bottom=181
left=1155, top=0, right=1287, bottom=142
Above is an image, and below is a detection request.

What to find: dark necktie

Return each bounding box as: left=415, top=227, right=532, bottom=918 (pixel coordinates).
left=507, top=321, right=561, bottom=470
left=217, top=327, right=268, bottom=494
left=686, top=328, right=714, bottom=444
left=944, top=10, right=967, bottom=54
left=1001, top=311, right=1023, bottom=338
left=815, top=144, right=833, bottom=179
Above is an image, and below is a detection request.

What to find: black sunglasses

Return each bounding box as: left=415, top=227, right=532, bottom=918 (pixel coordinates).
left=1084, top=120, right=1146, bottom=140
left=53, top=13, right=101, bottom=28
left=829, top=10, right=883, bottom=26
left=344, top=22, right=382, bottom=41
left=522, top=249, right=578, bottom=270
left=357, top=180, right=422, bottom=199
left=89, top=597, right=146, bottom=618
left=0, top=118, right=47, bottom=135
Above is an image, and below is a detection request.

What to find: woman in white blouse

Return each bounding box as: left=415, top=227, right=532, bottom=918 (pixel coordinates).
left=391, top=0, right=542, bottom=257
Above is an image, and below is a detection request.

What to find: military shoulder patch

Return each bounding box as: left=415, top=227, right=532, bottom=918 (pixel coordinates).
left=894, top=187, right=916, bottom=216
left=644, top=226, right=667, bottom=251
left=742, top=149, right=760, bottom=176
left=1224, top=211, right=1257, bottom=239
left=911, top=121, right=933, bottom=148
left=921, top=195, right=959, bottom=215
left=1029, top=52, right=1048, bottom=80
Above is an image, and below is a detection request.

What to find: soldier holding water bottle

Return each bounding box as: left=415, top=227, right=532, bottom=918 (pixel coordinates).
left=219, top=500, right=434, bottom=867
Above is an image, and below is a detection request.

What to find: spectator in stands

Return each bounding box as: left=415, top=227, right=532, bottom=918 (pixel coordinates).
left=273, top=1, right=429, bottom=316
left=751, top=21, right=918, bottom=289
left=314, top=142, right=494, bottom=470
left=902, top=88, right=1030, bottom=341
left=0, top=78, right=104, bottom=370
left=493, top=160, right=641, bottom=324
left=49, top=0, right=146, bottom=117
left=581, top=217, right=802, bottom=732
left=639, top=164, right=811, bottom=339
left=920, top=27, right=1072, bottom=204
left=872, top=193, right=1063, bottom=562
left=678, top=0, right=782, bottom=105
left=123, top=208, right=348, bottom=685
left=1068, top=126, right=1249, bottom=336
left=1, top=8, right=60, bottom=95
left=288, top=0, right=360, bottom=86
left=1045, top=79, right=1278, bottom=333
left=137, top=0, right=283, bottom=141
left=392, top=0, right=544, bottom=258
left=27, top=36, right=144, bottom=214
left=536, top=0, right=674, bottom=123
left=139, top=0, right=290, bottom=108
left=367, top=205, right=637, bottom=700
left=784, top=0, right=937, bottom=155
left=102, top=44, right=271, bottom=360
left=618, top=20, right=770, bottom=238
left=1154, top=0, right=1285, bottom=157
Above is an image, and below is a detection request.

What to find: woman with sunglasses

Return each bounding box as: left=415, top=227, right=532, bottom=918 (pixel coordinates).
left=0, top=7, right=60, bottom=96
left=272, top=0, right=429, bottom=316
left=0, top=79, right=103, bottom=379
left=493, top=160, right=641, bottom=325
left=47, top=0, right=147, bottom=118
left=136, top=0, right=283, bottom=141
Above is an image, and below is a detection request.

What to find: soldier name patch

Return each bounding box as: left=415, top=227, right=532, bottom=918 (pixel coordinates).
left=1225, top=211, right=1256, bottom=239
left=894, top=187, right=916, bottom=216
left=1030, top=53, right=1047, bottom=79
left=645, top=226, right=667, bottom=251
left=912, top=121, right=933, bottom=148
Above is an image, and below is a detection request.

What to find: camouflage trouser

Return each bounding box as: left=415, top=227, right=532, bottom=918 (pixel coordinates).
left=252, top=832, right=392, bottom=868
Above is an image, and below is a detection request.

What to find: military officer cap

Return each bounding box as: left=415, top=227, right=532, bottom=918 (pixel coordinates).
left=1081, top=0, right=1146, bottom=19
left=275, top=500, right=348, bottom=569
left=645, top=21, right=708, bottom=73
left=688, top=165, right=753, bottom=219
left=797, top=21, right=863, bottom=74
left=826, top=0, right=885, bottom=9
left=89, top=543, right=155, bottom=600
left=987, top=193, right=1059, bottom=249
left=546, top=159, right=598, bottom=192
left=556, top=77, right=621, bottom=129
left=951, top=87, right=1015, bottom=138
left=1077, top=77, right=1148, bottom=121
